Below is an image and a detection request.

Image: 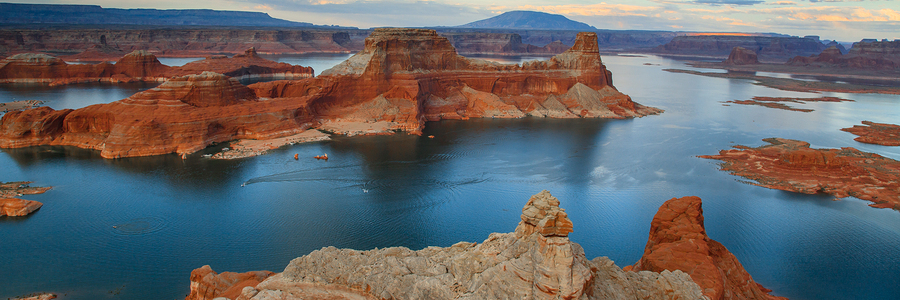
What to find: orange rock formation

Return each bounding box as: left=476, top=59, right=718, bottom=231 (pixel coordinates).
left=700, top=138, right=900, bottom=211
left=0, top=28, right=660, bottom=158
left=841, top=121, right=900, bottom=146
left=185, top=265, right=273, bottom=300
left=0, top=48, right=312, bottom=86
left=0, top=198, right=43, bottom=217
left=627, top=196, right=785, bottom=300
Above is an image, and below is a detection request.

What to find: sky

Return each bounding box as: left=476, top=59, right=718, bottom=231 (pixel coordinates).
left=15, top=0, right=900, bottom=41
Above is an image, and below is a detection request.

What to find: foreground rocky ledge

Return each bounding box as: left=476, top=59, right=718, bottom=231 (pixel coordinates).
left=0, top=28, right=661, bottom=159
left=700, top=138, right=900, bottom=211
left=187, top=191, right=785, bottom=300
left=841, top=121, right=900, bottom=146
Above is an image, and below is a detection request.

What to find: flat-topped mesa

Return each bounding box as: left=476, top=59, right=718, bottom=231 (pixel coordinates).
left=629, top=196, right=786, bottom=300
left=0, top=72, right=317, bottom=158
left=211, top=190, right=707, bottom=300
left=254, top=29, right=659, bottom=137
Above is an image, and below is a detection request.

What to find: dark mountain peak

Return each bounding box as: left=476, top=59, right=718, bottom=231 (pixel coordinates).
left=458, top=10, right=596, bottom=30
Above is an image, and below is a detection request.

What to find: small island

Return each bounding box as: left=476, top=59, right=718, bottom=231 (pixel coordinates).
left=0, top=181, right=51, bottom=217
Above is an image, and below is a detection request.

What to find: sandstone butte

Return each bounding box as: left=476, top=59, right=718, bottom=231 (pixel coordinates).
left=787, top=40, right=900, bottom=70
left=186, top=190, right=720, bottom=300
left=626, top=196, right=785, bottom=300
left=700, top=138, right=900, bottom=211
left=0, top=47, right=313, bottom=86
left=723, top=47, right=759, bottom=65
left=0, top=28, right=662, bottom=159
left=0, top=181, right=51, bottom=217
left=841, top=121, right=900, bottom=146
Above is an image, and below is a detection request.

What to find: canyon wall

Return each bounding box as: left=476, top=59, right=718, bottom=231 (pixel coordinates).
left=787, top=39, right=900, bottom=70
left=657, top=35, right=828, bottom=61
left=0, top=28, right=661, bottom=158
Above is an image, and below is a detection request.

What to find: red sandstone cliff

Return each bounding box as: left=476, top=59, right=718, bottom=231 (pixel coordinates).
left=0, top=48, right=312, bottom=86
left=0, top=72, right=318, bottom=158
left=252, top=28, right=661, bottom=135
left=0, top=28, right=660, bottom=158
left=627, top=196, right=785, bottom=300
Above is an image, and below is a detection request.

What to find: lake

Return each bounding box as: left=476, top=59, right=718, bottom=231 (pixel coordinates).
left=1, top=54, right=899, bottom=300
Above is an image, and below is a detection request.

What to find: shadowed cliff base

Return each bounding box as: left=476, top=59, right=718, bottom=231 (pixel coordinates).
left=184, top=191, right=785, bottom=300
left=701, top=138, right=900, bottom=212
left=0, top=28, right=661, bottom=159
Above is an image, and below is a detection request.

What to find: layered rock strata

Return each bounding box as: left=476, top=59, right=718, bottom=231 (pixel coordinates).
left=700, top=138, right=900, bottom=211
left=627, top=196, right=785, bottom=300
left=194, top=190, right=708, bottom=300
left=0, top=72, right=318, bottom=158
left=788, top=40, right=900, bottom=70
left=0, top=48, right=312, bottom=86
left=186, top=265, right=274, bottom=300
left=252, top=28, right=661, bottom=135
left=0, top=29, right=659, bottom=158
left=841, top=121, right=900, bottom=146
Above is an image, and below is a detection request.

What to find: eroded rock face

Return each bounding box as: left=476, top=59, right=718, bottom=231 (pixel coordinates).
left=186, top=265, right=274, bottom=300
left=787, top=40, right=900, bottom=70
left=724, top=47, right=758, bottom=65
left=841, top=121, right=900, bottom=146
left=628, top=196, right=785, bottom=300
left=0, top=71, right=317, bottom=158
left=0, top=29, right=659, bottom=158
left=700, top=138, right=900, bottom=211
left=220, top=191, right=708, bottom=300
left=253, top=28, right=661, bottom=135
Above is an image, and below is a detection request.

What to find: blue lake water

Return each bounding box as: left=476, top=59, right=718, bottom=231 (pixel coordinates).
left=2, top=54, right=900, bottom=300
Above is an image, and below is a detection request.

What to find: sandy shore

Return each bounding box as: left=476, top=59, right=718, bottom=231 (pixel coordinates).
left=211, top=130, right=331, bottom=159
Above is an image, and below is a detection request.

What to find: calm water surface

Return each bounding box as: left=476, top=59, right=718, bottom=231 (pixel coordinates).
left=1, top=55, right=900, bottom=300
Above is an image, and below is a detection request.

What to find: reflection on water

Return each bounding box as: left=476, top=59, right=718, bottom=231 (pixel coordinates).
left=1, top=55, right=900, bottom=300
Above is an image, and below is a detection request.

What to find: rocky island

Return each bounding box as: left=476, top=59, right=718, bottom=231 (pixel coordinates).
left=841, top=121, right=900, bottom=146
left=0, top=28, right=661, bottom=159
left=185, top=191, right=782, bottom=300
left=0, top=181, right=50, bottom=217
left=722, top=96, right=852, bottom=113
left=700, top=138, right=900, bottom=211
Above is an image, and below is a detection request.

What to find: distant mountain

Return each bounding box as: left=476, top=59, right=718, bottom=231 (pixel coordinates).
left=458, top=11, right=596, bottom=30
left=0, top=3, right=353, bottom=29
